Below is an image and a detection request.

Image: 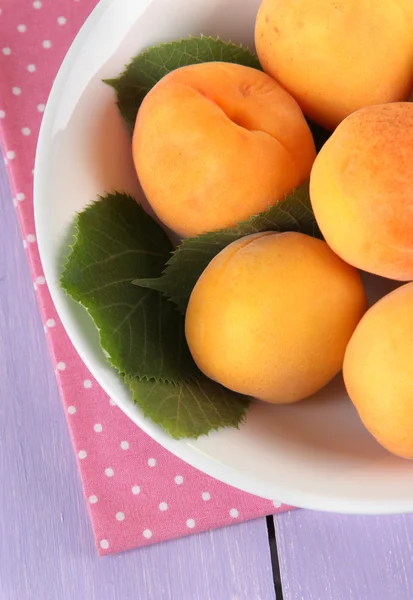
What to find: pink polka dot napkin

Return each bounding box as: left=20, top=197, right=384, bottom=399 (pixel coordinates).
left=0, top=0, right=289, bottom=555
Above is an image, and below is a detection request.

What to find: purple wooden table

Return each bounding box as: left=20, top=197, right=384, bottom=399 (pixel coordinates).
left=1, top=151, right=413, bottom=600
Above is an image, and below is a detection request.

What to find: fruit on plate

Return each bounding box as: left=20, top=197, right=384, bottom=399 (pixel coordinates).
left=185, top=231, right=367, bottom=404
left=310, top=103, right=413, bottom=281
left=344, top=283, right=413, bottom=459
left=255, top=0, right=413, bottom=130
left=132, top=61, right=316, bottom=238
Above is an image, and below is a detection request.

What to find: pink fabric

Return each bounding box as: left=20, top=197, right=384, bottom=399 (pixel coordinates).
left=0, top=0, right=290, bottom=555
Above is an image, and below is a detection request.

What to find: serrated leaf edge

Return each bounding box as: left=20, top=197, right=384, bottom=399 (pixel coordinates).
left=59, top=192, right=196, bottom=385
left=128, top=375, right=251, bottom=440
left=103, top=34, right=261, bottom=90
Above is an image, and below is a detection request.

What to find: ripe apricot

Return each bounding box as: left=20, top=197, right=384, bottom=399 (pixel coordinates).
left=133, top=62, right=316, bottom=238
left=310, top=103, right=413, bottom=281
left=255, top=0, right=413, bottom=130
left=344, top=283, right=413, bottom=459
left=185, top=231, right=366, bottom=404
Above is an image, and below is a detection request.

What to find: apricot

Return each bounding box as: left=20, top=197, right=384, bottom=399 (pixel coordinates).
left=185, top=231, right=366, bottom=404
left=344, top=283, right=413, bottom=459
left=310, top=103, right=413, bottom=281
left=255, top=0, right=413, bottom=130
left=132, top=62, right=316, bottom=238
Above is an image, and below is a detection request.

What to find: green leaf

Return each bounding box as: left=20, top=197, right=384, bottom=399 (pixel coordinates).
left=61, top=192, right=250, bottom=438
left=128, top=376, right=250, bottom=439
left=105, top=36, right=262, bottom=131
left=134, top=183, right=321, bottom=313
left=61, top=193, right=197, bottom=381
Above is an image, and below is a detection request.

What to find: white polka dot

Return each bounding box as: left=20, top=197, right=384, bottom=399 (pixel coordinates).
left=186, top=519, right=195, bottom=529
left=115, top=511, right=125, bottom=521
left=229, top=508, right=239, bottom=518
left=6, top=151, right=15, bottom=160
left=89, top=495, right=98, bottom=504
left=22, top=127, right=31, bottom=136
left=17, top=25, right=27, bottom=33
left=105, top=467, right=114, bottom=477
left=67, top=405, right=76, bottom=415
left=94, top=423, right=102, bottom=433
left=202, top=492, right=211, bottom=501
left=83, top=379, right=92, bottom=389
left=23, top=240, right=28, bottom=249
left=33, top=1, right=42, bottom=8
left=27, top=64, right=36, bottom=73
left=143, top=529, right=152, bottom=539
left=174, top=475, right=183, bottom=485
left=57, top=16, right=67, bottom=25
left=13, top=198, right=18, bottom=208
left=120, top=441, right=129, bottom=450
left=12, top=87, right=21, bottom=96
left=159, top=502, right=168, bottom=511
left=46, top=319, right=56, bottom=328
left=57, top=361, right=66, bottom=371
left=148, top=458, right=156, bottom=467
left=2, top=48, right=11, bottom=56
left=0, top=110, right=5, bottom=119
left=42, top=40, right=52, bottom=49
left=100, top=539, right=109, bottom=550
left=272, top=500, right=283, bottom=509
left=109, top=398, right=116, bottom=406
left=132, top=485, right=140, bottom=495
left=17, top=193, right=26, bottom=202
left=37, top=104, right=45, bottom=113
left=78, top=450, right=87, bottom=460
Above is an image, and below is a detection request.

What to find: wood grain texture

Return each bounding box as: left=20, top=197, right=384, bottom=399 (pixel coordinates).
left=0, top=154, right=276, bottom=600
left=274, top=510, right=413, bottom=600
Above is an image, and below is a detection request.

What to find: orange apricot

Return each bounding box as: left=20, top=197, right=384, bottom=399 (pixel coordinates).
left=185, top=231, right=366, bottom=404
left=133, top=62, right=316, bottom=238
left=344, top=283, right=413, bottom=459
left=310, top=103, right=413, bottom=281
left=255, top=0, right=413, bottom=130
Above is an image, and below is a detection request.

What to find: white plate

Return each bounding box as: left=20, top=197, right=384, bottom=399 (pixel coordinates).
left=34, top=0, right=413, bottom=513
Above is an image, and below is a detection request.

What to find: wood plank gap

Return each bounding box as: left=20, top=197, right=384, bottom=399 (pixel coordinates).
left=267, top=515, right=284, bottom=600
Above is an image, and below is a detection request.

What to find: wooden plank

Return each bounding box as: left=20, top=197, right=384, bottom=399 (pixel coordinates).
left=0, top=154, right=276, bottom=599
left=274, top=510, right=413, bottom=600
